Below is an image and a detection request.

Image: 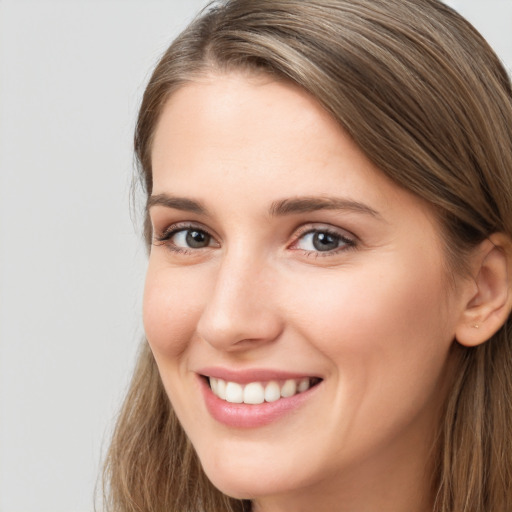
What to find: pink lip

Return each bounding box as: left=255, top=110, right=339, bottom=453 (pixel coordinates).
left=197, top=371, right=322, bottom=428
left=197, top=366, right=318, bottom=384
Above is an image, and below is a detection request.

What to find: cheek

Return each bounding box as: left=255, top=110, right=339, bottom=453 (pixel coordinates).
left=285, top=259, right=454, bottom=404
left=290, top=265, right=447, bottom=348
left=142, top=263, right=203, bottom=359
left=280, top=263, right=455, bottom=461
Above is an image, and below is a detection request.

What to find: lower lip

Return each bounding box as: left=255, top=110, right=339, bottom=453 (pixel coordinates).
left=200, top=377, right=321, bottom=428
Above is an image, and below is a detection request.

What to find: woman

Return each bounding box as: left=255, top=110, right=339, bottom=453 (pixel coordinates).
left=103, top=1, right=512, bottom=511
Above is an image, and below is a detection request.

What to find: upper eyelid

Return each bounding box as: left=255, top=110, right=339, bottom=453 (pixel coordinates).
left=154, top=221, right=215, bottom=240
left=153, top=224, right=219, bottom=252
left=291, top=223, right=357, bottom=241
left=152, top=220, right=358, bottom=247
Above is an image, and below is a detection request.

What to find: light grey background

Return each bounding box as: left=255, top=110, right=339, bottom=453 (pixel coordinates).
left=0, top=1, right=510, bottom=511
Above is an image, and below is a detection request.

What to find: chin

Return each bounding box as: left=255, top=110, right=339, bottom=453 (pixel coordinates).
left=205, top=470, right=288, bottom=501
left=197, top=450, right=293, bottom=499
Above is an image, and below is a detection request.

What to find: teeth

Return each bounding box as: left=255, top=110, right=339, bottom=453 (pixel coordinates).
left=264, top=381, right=281, bottom=402
left=208, top=376, right=316, bottom=404
left=280, top=379, right=297, bottom=397
left=298, top=377, right=310, bottom=392
left=243, top=382, right=265, bottom=404
left=217, top=378, right=226, bottom=400
left=225, top=382, right=243, bottom=403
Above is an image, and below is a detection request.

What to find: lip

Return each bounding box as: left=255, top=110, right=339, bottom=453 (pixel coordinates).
left=197, top=366, right=319, bottom=384
left=197, top=368, right=322, bottom=428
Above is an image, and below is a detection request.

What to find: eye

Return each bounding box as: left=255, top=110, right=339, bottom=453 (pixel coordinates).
left=173, top=228, right=212, bottom=249
left=154, top=224, right=218, bottom=253
left=292, top=228, right=355, bottom=254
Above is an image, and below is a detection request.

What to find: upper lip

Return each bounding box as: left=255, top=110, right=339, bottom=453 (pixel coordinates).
left=196, top=366, right=322, bottom=384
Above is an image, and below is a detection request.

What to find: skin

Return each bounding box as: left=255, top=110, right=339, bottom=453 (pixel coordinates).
left=144, top=72, right=477, bottom=512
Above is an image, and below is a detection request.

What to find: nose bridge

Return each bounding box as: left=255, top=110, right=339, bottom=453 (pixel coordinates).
left=196, top=244, right=282, bottom=350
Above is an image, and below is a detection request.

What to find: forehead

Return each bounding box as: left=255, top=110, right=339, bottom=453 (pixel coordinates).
left=151, top=72, right=437, bottom=227
left=152, top=72, right=339, bottom=165
left=153, top=73, right=379, bottom=197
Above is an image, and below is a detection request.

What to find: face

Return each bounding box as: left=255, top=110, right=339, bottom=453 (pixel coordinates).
left=145, top=73, right=469, bottom=510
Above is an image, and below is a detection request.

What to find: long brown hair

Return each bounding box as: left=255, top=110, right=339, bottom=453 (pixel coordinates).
left=103, top=1, right=512, bottom=511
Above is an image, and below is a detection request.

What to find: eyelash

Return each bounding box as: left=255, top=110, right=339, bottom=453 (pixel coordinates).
left=153, top=222, right=215, bottom=255
left=289, top=226, right=356, bottom=257
left=153, top=222, right=357, bottom=257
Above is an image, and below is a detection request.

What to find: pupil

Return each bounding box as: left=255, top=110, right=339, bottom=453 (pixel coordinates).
left=186, top=230, right=209, bottom=248
left=313, top=232, right=339, bottom=251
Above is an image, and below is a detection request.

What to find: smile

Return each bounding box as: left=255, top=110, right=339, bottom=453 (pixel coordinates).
left=209, top=377, right=321, bottom=404
left=199, top=369, right=323, bottom=427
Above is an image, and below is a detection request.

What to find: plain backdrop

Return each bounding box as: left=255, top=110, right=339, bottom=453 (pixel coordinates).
left=0, top=1, right=510, bottom=511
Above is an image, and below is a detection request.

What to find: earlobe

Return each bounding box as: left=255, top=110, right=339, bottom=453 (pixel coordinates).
left=456, top=233, right=512, bottom=347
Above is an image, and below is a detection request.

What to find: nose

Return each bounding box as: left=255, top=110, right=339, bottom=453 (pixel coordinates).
left=196, top=250, right=283, bottom=352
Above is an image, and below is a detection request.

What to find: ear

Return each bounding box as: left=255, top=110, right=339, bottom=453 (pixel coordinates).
left=456, top=233, right=512, bottom=347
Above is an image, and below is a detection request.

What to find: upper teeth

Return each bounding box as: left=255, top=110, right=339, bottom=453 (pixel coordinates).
left=209, top=377, right=314, bottom=404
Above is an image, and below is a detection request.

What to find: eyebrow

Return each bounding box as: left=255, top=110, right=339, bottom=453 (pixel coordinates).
left=269, top=196, right=380, bottom=218
left=147, top=194, right=209, bottom=215
left=147, top=193, right=380, bottom=219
